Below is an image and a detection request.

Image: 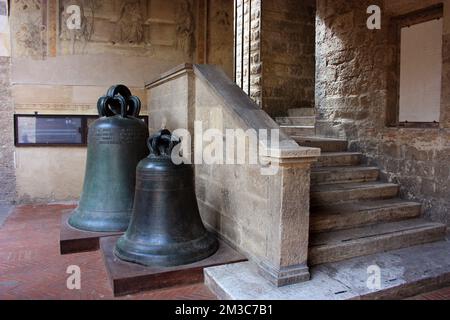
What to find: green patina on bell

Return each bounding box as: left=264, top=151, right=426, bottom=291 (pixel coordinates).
left=69, top=85, right=149, bottom=232
left=114, top=130, right=218, bottom=267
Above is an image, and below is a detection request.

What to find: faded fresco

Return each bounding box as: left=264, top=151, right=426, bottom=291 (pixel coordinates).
left=11, top=0, right=197, bottom=59
left=11, top=0, right=47, bottom=58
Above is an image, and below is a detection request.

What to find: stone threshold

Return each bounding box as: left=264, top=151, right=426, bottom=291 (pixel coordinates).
left=205, top=238, right=450, bottom=300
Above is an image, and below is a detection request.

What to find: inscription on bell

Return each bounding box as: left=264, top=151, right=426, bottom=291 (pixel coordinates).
left=91, top=127, right=147, bottom=145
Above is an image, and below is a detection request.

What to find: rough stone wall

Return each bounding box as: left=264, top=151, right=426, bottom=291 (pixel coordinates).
left=235, top=0, right=261, bottom=102
left=316, top=0, right=450, bottom=225
left=249, top=0, right=262, bottom=106
left=235, top=0, right=316, bottom=116
left=0, top=57, right=16, bottom=204
left=260, top=0, right=316, bottom=117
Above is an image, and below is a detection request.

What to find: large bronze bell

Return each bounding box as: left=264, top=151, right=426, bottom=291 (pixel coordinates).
left=114, top=130, right=218, bottom=267
left=69, top=85, right=149, bottom=232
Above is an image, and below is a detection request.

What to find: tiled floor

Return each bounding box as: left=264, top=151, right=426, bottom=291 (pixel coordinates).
left=0, top=204, right=449, bottom=300
left=0, top=204, right=216, bottom=300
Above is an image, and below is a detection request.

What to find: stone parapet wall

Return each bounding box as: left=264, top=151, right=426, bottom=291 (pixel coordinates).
left=146, top=64, right=320, bottom=286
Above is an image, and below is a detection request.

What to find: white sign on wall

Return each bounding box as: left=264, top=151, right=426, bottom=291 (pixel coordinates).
left=399, top=18, right=443, bottom=123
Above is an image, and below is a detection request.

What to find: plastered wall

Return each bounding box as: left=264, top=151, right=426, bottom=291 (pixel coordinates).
left=0, top=0, right=234, bottom=203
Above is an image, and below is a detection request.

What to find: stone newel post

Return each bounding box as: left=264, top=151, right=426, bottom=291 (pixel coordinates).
left=258, top=146, right=319, bottom=287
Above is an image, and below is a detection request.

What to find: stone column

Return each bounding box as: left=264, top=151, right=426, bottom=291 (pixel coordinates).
left=441, top=2, right=450, bottom=128
left=0, top=5, right=15, bottom=204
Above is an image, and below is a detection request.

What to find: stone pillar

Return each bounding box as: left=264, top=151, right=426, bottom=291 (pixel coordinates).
left=258, top=154, right=316, bottom=286
left=0, top=5, right=15, bottom=204
left=441, top=2, right=450, bottom=128
left=0, top=57, right=15, bottom=204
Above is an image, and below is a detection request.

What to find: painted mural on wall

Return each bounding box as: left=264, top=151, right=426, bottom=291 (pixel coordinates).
left=11, top=0, right=197, bottom=60
left=115, top=0, right=145, bottom=44
left=175, top=0, right=195, bottom=60
left=11, top=0, right=47, bottom=58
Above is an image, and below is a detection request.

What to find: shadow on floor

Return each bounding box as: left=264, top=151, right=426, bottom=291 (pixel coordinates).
left=0, top=205, right=13, bottom=228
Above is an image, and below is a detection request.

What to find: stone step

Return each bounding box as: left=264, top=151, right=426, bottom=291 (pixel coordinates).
left=311, top=166, right=380, bottom=185
left=281, top=125, right=316, bottom=137
left=310, top=199, right=422, bottom=233
left=309, top=219, right=447, bottom=266
left=315, top=152, right=362, bottom=168
left=205, top=240, right=450, bottom=300
left=293, top=137, right=348, bottom=152
left=310, top=182, right=399, bottom=205
left=276, top=116, right=316, bottom=126
left=288, top=108, right=315, bottom=117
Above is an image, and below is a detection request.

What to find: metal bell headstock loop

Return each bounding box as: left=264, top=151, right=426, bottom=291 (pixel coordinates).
left=148, top=130, right=181, bottom=158
left=97, top=95, right=127, bottom=117
left=97, top=84, right=142, bottom=118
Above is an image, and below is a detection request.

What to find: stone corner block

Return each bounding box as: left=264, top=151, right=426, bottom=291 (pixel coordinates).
left=258, top=260, right=310, bottom=287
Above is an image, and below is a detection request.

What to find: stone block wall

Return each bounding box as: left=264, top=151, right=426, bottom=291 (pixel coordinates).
left=235, top=0, right=316, bottom=117
left=0, top=57, right=16, bottom=204
left=316, top=0, right=450, bottom=225
left=260, top=0, right=316, bottom=117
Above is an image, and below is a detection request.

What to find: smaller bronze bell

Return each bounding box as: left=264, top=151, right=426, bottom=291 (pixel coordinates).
left=114, top=130, right=218, bottom=267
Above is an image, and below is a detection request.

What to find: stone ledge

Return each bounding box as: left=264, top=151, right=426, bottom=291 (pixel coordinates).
left=145, top=63, right=193, bottom=89
left=205, top=239, right=450, bottom=300
left=260, top=146, right=321, bottom=161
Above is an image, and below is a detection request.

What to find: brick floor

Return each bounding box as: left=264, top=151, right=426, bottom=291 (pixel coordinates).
left=0, top=204, right=216, bottom=300
left=1, top=204, right=449, bottom=300
left=409, top=287, right=450, bottom=300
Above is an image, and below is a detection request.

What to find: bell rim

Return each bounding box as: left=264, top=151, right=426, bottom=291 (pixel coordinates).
left=68, top=208, right=131, bottom=233
left=114, top=232, right=219, bottom=267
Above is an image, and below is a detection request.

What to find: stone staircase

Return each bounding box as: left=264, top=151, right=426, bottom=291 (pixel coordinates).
left=276, top=109, right=447, bottom=266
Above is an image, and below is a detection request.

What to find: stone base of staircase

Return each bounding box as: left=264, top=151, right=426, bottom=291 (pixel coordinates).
left=204, top=238, right=450, bottom=300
